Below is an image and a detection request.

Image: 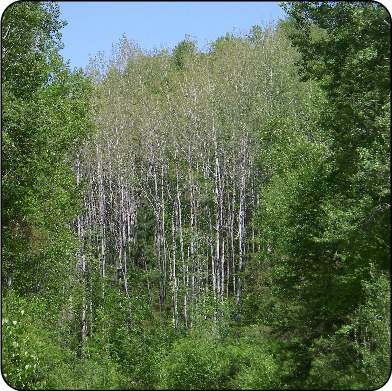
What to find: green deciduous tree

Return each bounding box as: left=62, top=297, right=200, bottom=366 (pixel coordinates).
left=251, top=2, right=391, bottom=387
left=2, top=2, right=93, bottom=388
left=2, top=1, right=93, bottom=290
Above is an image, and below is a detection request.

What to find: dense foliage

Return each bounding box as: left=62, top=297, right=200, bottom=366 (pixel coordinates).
left=2, top=1, right=390, bottom=389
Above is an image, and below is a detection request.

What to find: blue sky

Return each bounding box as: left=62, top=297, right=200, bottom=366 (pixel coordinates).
left=56, top=1, right=286, bottom=70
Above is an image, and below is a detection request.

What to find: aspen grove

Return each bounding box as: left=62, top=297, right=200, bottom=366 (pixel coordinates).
left=2, top=2, right=390, bottom=389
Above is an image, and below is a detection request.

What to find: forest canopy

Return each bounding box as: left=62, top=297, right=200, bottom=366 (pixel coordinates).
left=2, top=1, right=390, bottom=389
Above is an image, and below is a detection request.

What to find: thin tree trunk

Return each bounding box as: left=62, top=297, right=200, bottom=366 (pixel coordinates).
left=236, top=137, right=247, bottom=321
left=76, top=156, right=87, bottom=351
left=171, top=204, right=179, bottom=329
left=176, top=158, right=187, bottom=330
